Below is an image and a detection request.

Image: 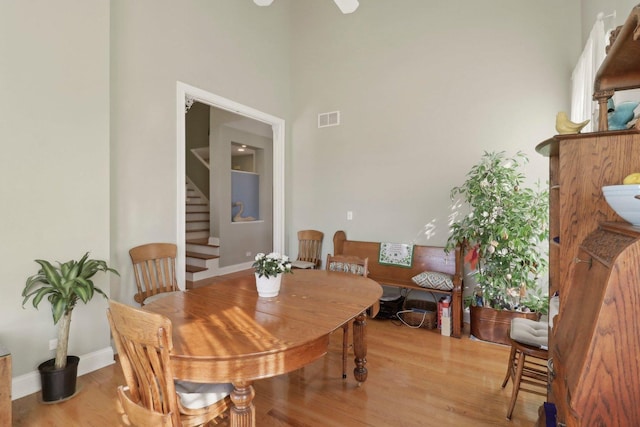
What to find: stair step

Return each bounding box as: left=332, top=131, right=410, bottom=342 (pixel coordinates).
left=187, top=205, right=209, bottom=213
left=186, top=218, right=210, bottom=224
left=186, top=224, right=209, bottom=232
left=187, top=268, right=217, bottom=282
left=186, top=238, right=217, bottom=246
left=186, top=244, right=220, bottom=250
left=186, top=212, right=209, bottom=221
left=186, top=199, right=205, bottom=205
left=186, top=241, right=220, bottom=257
left=186, top=265, right=207, bottom=273
left=186, top=230, right=210, bottom=239
left=186, top=251, right=220, bottom=260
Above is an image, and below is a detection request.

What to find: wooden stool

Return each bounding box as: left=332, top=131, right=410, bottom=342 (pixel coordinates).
left=501, top=317, right=548, bottom=420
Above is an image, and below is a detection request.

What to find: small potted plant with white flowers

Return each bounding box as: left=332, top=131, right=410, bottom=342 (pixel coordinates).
left=252, top=252, right=293, bottom=297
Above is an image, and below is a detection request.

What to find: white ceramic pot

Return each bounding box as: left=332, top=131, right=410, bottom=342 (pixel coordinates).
left=254, top=273, right=282, bottom=297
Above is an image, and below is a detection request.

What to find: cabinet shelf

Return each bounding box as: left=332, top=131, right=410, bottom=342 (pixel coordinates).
left=593, top=5, right=640, bottom=131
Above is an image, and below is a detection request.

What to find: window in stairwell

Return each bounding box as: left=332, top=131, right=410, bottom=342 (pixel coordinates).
left=231, top=142, right=255, bottom=172
left=231, top=142, right=259, bottom=222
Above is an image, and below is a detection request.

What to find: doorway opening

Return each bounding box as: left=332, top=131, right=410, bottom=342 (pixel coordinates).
left=176, top=82, right=285, bottom=287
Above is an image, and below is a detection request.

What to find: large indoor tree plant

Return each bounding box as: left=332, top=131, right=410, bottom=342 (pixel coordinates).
left=22, top=252, right=118, bottom=401
left=445, top=151, right=549, bottom=344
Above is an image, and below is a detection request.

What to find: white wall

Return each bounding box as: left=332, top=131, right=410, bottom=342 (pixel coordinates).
left=0, top=0, right=111, bottom=381
left=110, top=0, right=292, bottom=304
left=289, top=0, right=582, bottom=263
left=581, top=0, right=639, bottom=44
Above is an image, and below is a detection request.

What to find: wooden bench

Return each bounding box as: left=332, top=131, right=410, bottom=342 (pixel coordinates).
left=333, top=230, right=463, bottom=338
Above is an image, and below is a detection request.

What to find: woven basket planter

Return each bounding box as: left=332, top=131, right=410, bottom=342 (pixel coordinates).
left=401, top=298, right=437, bottom=329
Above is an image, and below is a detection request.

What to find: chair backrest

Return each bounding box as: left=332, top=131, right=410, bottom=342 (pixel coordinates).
left=107, top=300, right=181, bottom=427
left=326, top=254, right=369, bottom=278
left=297, top=230, right=324, bottom=268
left=129, top=243, right=178, bottom=306
left=117, top=386, right=173, bottom=427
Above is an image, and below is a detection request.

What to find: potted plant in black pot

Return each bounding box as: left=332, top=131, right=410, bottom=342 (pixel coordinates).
left=446, top=151, right=549, bottom=345
left=22, top=252, right=118, bottom=402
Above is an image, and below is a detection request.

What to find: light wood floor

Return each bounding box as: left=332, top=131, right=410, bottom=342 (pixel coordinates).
left=13, top=273, right=542, bottom=426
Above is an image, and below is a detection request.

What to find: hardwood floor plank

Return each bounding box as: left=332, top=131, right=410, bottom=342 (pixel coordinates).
left=13, top=316, right=540, bottom=426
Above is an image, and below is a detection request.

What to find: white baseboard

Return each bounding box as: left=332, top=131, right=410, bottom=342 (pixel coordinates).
left=12, top=346, right=115, bottom=400
left=216, top=261, right=253, bottom=275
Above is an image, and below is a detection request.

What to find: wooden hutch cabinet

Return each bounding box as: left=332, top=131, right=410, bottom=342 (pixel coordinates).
left=537, top=129, right=640, bottom=427
left=535, top=6, right=640, bottom=425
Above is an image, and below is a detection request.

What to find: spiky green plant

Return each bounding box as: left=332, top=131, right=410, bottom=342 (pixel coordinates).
left=22, top=252, right=119, bottom=369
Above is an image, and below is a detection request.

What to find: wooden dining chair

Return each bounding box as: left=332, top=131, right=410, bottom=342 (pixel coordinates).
left=107, top=300, right=232, bottom=427
left=326, top=254, right=370, bottom=379
left=129, top=243, right=181, bottom=306
left=501, top=317, right=549, bottom=420
left=291, top=230, right=324, bottom=269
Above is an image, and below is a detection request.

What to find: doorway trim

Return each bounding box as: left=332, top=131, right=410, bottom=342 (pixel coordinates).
left=176, top=81, right=285, bottom=287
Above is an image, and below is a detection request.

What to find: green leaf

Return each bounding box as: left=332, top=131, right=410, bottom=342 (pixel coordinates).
left=34, top=259, right=63, bottom=288
left=65, top=260, right=81, bottom=281
left=30, top=287, right=56, bottom=309
left=51, top=297, right=66, bottom=324
left=93, top=287, right=108, bottom=299
left=74, top=281, right=90, bottom=303
left=23, top=274, right=45, bottom=298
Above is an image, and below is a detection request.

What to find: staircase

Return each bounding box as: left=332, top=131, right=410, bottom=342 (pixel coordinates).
left=185, top=179, right=220, bottom=282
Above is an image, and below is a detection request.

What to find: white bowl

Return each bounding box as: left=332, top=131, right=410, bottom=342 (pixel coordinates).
left=602, top=185, right=640, bottom=226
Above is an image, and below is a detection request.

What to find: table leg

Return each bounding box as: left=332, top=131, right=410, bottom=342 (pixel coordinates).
left=352, top=311, right=368, bottom=384
left=230, top=381, right=255, bottom=427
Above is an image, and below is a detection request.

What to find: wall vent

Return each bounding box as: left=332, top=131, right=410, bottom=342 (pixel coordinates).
left=318, top=111, right=340, bottom=128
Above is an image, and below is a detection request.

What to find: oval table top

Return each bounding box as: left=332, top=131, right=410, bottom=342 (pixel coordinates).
left=144, top=269, right=382, bottom=383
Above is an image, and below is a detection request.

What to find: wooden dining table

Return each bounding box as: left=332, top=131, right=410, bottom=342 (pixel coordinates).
left=144, top=269, right=382, bottom=427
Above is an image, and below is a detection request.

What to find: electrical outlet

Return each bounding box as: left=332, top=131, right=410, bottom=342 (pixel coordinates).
left=246, top=251, right=252, bottom=257
left=347, top=211, right=353, bottom=220
left=49, top=339, right=58, bottom=350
